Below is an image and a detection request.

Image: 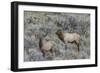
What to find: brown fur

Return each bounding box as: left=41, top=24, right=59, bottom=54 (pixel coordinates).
left=56, top=30, right=65, bottom=42
left=56, top=30, right=80, bottom=52
left=39, top=37, right=55, bottom=57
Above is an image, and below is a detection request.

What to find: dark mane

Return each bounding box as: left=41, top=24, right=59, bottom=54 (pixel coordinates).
left=56, top=30, right=65, bottom=43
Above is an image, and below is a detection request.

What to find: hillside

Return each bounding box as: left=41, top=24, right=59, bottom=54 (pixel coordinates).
left=24, top=11, right=90, bottom=61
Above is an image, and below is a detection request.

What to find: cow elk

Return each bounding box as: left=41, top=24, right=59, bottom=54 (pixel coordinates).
left=56, top=30, right=80, bottom=52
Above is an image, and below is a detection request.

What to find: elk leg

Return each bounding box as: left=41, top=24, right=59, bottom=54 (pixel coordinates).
left=41, top=50, right=45, bottom=57
left=73, top=41, right=80, bottom=52
left=50, top=48, right=55, bottom=57
left=77, top=44, right=80, bottom=52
